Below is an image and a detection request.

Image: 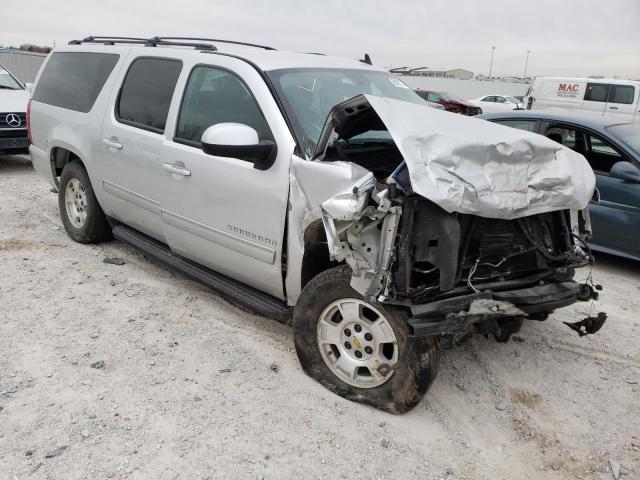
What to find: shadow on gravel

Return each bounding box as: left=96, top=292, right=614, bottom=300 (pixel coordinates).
left=592, top=250, right=640, bottom=278
left=0, top=154, right=33, bottom=173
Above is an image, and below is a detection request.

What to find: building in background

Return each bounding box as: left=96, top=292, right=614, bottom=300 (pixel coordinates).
left=390, top=66, right=474, bottom=80
left=0, top=49, right=48, bottom=84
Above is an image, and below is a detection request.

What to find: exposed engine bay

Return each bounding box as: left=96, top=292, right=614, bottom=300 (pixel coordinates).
left=293, top=93, right=606, bottom=344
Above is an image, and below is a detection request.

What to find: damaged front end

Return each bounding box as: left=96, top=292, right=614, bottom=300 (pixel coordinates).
left=313, top=94, right=605, bottom=345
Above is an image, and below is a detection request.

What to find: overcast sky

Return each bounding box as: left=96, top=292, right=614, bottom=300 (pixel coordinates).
left=3, top=0, right=639, bottom=78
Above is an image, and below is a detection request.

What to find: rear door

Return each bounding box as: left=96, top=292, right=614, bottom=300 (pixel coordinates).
left=581, top=82, right=609, bottom=116
left=158, top=56, right=294, bottom=299
left=96, top=54, right=182, bottom=242
left=605, top=84, right=638, bottom=122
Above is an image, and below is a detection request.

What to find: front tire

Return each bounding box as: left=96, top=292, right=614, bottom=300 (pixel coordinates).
left=293, top=266, right=440, bottom=414
left=58, top=161, right=111, bottom=244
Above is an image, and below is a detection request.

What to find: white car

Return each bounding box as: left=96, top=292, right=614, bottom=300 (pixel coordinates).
left=469, top=95, right=523, bottom=114
left=0, top=63, right=30, bottom=156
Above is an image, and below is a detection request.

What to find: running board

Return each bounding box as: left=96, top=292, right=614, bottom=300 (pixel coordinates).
left=112, top=224, right=292, bottom=322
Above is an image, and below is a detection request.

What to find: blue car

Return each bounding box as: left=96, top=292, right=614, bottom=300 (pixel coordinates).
left=480, top=111, right=640, bottom=260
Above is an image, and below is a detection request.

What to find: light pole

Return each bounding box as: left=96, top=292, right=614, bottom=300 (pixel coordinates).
left=523, top=50, right=531, bottom=78
left=489, top=46, right=496, bottom=77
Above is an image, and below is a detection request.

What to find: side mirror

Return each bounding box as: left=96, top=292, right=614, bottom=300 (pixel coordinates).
left=201, top=123, right=277, bottom=171
left=610, top=161, right=640, bottom=183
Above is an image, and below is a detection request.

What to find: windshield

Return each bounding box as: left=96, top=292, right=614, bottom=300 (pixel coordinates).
left=607, top=124, right=640, bottom=156
left=268, top=68, right=424, bottom=156
left=505, top=96, right=520, bottom=104
left=0, top=66, right=23, bottom=90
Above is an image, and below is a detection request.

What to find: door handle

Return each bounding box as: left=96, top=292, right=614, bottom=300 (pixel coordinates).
left=608, top=106, right=619, bottom=110
left=102, top=137, right=123, bottom=149
left=163, top=163, right=191, bottom=177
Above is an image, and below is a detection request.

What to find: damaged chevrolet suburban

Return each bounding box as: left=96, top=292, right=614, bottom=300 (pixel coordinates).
left=29, top=37, right=604, bottom=413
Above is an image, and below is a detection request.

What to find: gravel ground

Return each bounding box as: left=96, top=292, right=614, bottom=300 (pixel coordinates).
left=1, top=155, right=639, bottom=480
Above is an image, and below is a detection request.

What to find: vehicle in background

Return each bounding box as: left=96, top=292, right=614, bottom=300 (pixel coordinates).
left=481, top=110, right=640, bottom=261
left=468, top=94, right=524, bottom=113
left=414, top=89, right=481, bottom=115
left=525, top=77, right=640, bottom=124
left=0, top=63, right=30, bottom=156
left=412, top=90, right=445, bottom=110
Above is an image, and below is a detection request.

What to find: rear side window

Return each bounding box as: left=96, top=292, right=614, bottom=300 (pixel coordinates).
left=32, top=52, right=119, bottom=112
left=584, top=83, right=610, bottom=102
left=609, top=85, right=635, bottom=105
left=426, top=92, right=440, bottom=102
left=116, top=58, right=182, bottom=133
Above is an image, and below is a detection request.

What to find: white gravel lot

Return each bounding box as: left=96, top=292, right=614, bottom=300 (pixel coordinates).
left=1, top=155, right=639, bottom=480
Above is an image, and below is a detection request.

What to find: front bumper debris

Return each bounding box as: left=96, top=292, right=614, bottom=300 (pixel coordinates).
left=408, top=281, right=581, bottom=337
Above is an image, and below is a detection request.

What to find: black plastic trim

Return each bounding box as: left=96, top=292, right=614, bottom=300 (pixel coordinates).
left=112, top=224, right=291, bottom=322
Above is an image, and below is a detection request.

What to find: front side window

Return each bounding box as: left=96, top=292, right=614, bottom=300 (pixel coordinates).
left=495, top=96, right=507, bottom=103
left=584, top=83, right=610, bottom=102
left=32, top=52, right=119, bottom=112
left=175, top=66, right=271, bottom=144
left=609, top=85, right=635, bottom=105
left=546, top=124, right=623, bottom=173
left=116, top=58, right=182, bottom=133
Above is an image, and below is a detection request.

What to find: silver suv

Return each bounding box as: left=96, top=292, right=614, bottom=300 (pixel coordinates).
left=29, top=36, right=603, bottom=413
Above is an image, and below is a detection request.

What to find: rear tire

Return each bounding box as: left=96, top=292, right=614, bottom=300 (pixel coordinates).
left=58, top=161, right=111, bottom=244
left=293, top=265, right=440, bottom=414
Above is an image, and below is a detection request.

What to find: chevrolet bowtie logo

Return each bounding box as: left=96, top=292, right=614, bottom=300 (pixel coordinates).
left=353, top=337, right=361, bottom=349
left=5, top=113, right=21, bottom=128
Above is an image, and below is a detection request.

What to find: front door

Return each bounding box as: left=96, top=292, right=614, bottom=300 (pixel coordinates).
left=543, top=122, right=640, bottom=257
left=581, top=82, right=609, bottom=116
left=159, top=59, right=293, bottom=299
left=97, top=55, right=183, bottom=242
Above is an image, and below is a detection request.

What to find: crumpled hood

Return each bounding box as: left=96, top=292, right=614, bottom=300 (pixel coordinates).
left=366, top=95, right=596, bottom=219
left=316, top=94, right=596, bottom=220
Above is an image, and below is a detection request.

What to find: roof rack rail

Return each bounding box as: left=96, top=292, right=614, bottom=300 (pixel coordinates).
left=68, top=36, right=274, bottom=51
left=68, top=36, right=217, bottom=50
left=68, top=36, right=148, bottom=46
left=160, top=37, right=276, bottom=51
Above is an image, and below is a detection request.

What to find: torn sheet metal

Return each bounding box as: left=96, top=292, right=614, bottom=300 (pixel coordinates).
left=331, top=94, right=596, bottom=220
left=321, top=187, right=400, bottom=300
left=285, top=156, right=376, bottom=305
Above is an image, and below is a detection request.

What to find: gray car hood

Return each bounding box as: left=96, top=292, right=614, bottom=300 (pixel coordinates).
left=314, top=94, right=596, bottom=220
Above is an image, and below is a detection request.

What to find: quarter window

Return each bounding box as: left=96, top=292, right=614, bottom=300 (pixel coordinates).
left=584, top=83, right=610, bottom=102
left=116, top=58, right=182, bottom=133
left=608, top=85, right=635, bottom=105
left=495, top=119, right=538, bottom=132
left=175, top=66, right=271, bottom=144
left=32, top=52, right=119, bottom=112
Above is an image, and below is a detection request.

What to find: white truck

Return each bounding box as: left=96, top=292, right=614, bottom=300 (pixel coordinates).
left=525, top=77, right=640, bottom=124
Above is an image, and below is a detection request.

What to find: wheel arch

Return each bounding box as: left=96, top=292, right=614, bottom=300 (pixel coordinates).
left=300, top=219, right=341, bottom=292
